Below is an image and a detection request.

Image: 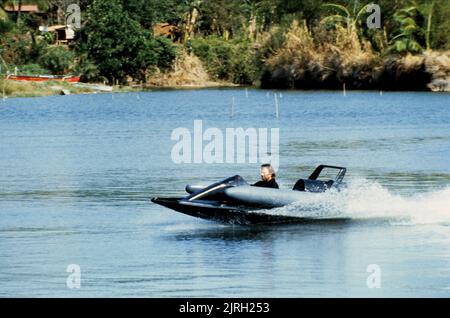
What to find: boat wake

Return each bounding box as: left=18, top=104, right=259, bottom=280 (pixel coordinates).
left=263, top=179, right=450, bottom=226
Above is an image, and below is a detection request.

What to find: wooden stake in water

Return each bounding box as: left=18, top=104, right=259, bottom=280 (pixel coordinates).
left=274, top=93, right=279, bottom=119
left=245, top=88, right=249, bottom=98
left=230, top=96, right=235, bottom=118
left=380, top=90, right=383, bottom=96
left=343, top=83, right=347, bottom=97
left=1, top=66, right=4, bottom=100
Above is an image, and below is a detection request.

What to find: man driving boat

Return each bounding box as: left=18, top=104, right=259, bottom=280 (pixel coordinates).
left=252, top=164, right=279, bottom=189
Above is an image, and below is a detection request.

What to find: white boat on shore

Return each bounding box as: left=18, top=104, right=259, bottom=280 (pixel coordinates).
left=74, top=83, right=113, bottom=92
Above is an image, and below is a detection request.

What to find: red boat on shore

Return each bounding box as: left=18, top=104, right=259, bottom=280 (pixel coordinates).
left=6, top=74, right=81, bottom=83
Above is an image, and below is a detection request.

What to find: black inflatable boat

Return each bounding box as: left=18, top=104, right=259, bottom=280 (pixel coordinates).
left=151, top=165, right=347, bottom=225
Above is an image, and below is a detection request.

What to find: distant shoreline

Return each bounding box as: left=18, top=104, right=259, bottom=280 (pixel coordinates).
left=0, top=79, right=244, bottom=99
left=1, top=79, right=449, bottom=100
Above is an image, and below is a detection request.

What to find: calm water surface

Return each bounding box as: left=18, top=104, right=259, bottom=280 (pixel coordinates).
left=0, top=89, right=449, bottom=297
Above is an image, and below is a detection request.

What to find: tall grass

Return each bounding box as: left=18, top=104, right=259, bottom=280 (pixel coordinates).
left=262, top=20, right=380, bottom=89
left=260, top=19, right=447, bottom=90
left=0, top=79, right=52, bottom=97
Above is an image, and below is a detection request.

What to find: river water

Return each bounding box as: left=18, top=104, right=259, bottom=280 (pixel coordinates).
left=0, top=89, right=449, bottom=297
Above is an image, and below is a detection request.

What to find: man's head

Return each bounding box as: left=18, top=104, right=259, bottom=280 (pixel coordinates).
left=260, top=164, right=276, bottom=182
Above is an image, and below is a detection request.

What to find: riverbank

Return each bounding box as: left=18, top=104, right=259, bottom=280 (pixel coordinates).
left=1, top=79, right=91, bottom=98
left=2, top=49, right=448, bottom=99
left=0, top=52, right=237, bottom=98
left=262, top=50, right=450, bottom=92
left=0, top=78, right=146, bottom=98
left=0, top=79, right=242, bottom=99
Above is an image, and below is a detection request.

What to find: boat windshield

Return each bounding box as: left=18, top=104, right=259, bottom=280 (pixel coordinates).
left=187, top=175, right=247, bottom=201
left=309, top=165, right=346, bottom=184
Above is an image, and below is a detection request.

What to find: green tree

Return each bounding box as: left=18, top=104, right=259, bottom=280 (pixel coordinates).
left=122, top=0, right=182, bottom=29
left=197, top=0, right=244, bottom=40
left=180, top=0, right=202, bottom=41
left=388, top=5, right=424, bottom=54
left=80, top=0, right=158, bottom=84
left=0, top=1, right=12, bottom=34
left=38, top=45, right=74, bottom=74
left=275, top=0, right=324, bottom=27
left=0, top=1, right=7, bottom=18
left=430, top=0, right=450, bottom=49
left=240, top=0, right=260, bottom=40
left=192, top=36, right=257, bottom=84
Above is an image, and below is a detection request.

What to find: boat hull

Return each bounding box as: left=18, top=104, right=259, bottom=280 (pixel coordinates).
left=7, top=75, right=81, bottom=83
left=151, top=197, right=348, bottom=225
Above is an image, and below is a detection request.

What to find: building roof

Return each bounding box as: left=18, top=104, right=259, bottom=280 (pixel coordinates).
left=42, top=25, right=76, bottom=40
left=5, top=4, right=40, bottom=13
left=47, top=25, right=68, bottom=32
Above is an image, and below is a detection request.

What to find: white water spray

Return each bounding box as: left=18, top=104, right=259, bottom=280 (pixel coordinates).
left=269, top=179, right=450, bottom=225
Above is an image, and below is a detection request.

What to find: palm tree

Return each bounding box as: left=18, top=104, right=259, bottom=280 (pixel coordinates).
left=320, top=1, right=374, bottom=36
left=0, top=4, right=8, bottom=21
left=8, top=0, right=23, bottom=26
left=240, top=0, right=262, bottom=40
left=424, top=0, right=436, bottom=50
left=180, top=0, right=202, bottom=42
left=388, top=6, right=424, bottom=54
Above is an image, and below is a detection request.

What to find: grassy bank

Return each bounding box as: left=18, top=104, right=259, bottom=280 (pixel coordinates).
left=0, top=79, right=239, bottom=99
left=1, top=80, right=85, bottom=98
left=0, top=79, right=143, bottom=98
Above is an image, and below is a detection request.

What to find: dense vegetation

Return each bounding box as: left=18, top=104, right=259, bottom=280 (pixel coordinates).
left=1, top=0, right=449, bottom=89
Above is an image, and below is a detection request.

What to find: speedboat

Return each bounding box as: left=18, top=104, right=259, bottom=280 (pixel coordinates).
left=151, top=165, right=347, bottom=225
